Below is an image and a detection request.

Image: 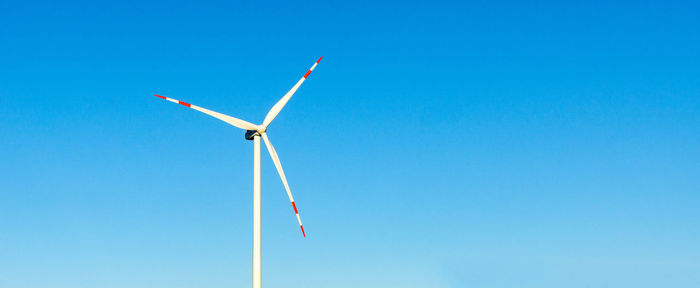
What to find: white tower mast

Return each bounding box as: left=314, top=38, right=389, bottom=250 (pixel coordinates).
left=253, top=135, right=261, bottom=288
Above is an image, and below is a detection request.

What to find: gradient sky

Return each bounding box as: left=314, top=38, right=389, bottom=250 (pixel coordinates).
left=1, top=0, right=699, bottom=287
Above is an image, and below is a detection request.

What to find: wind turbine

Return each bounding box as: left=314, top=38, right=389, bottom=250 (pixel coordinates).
left=154, top=56, right=322, bottom=288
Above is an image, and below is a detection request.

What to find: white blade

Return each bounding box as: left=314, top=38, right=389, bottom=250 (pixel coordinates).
left=154, top=94, right=259, bottom=131
left=262, top=56, right=323, bottom=128
left=261, top=132, right=305, bottom=237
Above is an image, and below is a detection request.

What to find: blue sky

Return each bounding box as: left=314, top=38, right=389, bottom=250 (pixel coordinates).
left=1, top=0, right=699, bottom=287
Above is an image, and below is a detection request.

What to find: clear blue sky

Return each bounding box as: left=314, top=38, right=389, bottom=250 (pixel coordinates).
left=1, top=0, right=699, bottom=287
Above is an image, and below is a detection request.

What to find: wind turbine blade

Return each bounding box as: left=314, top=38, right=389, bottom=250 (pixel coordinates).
left=261, top=133, right=306, bottom=237
left=262, top=56, right=323, bottom=128
left=154, top=94, right=259, bottom=131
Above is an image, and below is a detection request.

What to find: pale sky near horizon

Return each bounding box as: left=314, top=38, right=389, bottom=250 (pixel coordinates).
left=1, top=0, right=700, bottom=287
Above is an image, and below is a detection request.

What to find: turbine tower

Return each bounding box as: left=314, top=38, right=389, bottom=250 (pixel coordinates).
left=155, top=56, right=322, bottom=288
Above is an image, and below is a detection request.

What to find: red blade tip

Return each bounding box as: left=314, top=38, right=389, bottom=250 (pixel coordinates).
left=301, top=225, right=306, bottom=237
left=316, top=56, right=323, bottom=63
left=154, top=94, right=166, bottom=99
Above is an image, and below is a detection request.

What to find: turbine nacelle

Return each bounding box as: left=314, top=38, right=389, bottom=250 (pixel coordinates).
left=245, top=125, right=268, bottom=140
left=245, top=129, right=261, bottom=140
